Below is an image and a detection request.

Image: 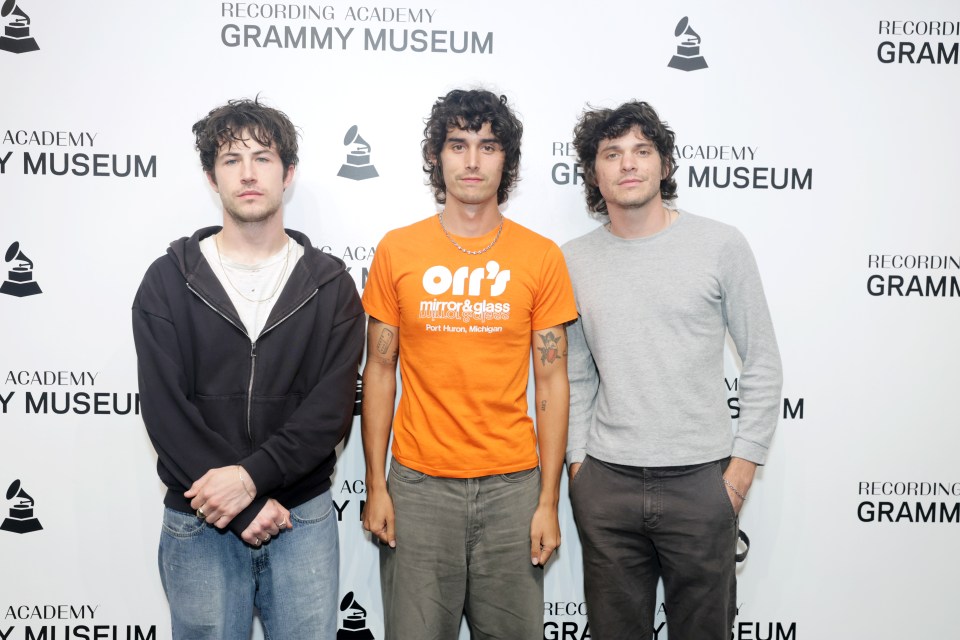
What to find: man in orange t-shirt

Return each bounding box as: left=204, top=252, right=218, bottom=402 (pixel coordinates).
left=361, top=89, right=577, bottom=639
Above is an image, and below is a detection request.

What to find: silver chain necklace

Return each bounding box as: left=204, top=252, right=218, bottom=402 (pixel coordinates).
left=438, top=211, right=504, bottom=255
left=215, top=233, right=292, bottom=303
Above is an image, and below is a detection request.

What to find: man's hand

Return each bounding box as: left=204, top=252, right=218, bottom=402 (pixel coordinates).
left=361, top=487, right=396, bottom=548
left=240, top=498, right=292, bottom=546
left=530, top=504, right=560, bottom=566
left=723, top=457, right=757, bottom=516
left=568, top=462, right=582, bottom=481
left=186, top=465, right=255, bottom=528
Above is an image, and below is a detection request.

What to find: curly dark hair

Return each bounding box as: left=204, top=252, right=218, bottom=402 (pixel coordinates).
left=573, top=101, right=677, bottom=216
left=422, top=89, right=523, bottom=205
left=192, top=97, right=299, bottom=179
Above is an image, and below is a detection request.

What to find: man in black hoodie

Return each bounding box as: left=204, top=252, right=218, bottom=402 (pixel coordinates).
left=132, top=98, right=364, bottom=639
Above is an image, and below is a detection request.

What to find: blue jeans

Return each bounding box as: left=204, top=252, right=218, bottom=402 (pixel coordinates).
left=380, top=459, right=544, bottom=640
left=159, top=490, right=339, bottom=640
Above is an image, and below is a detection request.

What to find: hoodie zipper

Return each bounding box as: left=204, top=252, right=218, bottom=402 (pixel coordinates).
left=186, top=282, right=319, bottom=447
left=258, top=289, right=318, bottom=338
left=245, top=290, right=317, bottom=445
left=247, top=342, right=257, bottom=444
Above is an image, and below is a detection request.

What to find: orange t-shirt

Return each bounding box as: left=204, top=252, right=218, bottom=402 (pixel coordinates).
left=362, top=215, right=577, bottom=477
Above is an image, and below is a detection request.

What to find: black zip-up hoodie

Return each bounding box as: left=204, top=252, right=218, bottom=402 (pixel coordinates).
left=132, top=227, right=364, bottom=536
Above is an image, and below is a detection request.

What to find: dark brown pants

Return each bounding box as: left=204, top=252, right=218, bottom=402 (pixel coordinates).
left=570, top=456, right=739, bottom=640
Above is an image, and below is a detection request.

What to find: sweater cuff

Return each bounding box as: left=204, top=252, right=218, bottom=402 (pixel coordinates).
left=731, top=438, right=768, bottom=466
left=240, top=449, right=284, bottom=497
left=566, top=448, right=587, bottom=465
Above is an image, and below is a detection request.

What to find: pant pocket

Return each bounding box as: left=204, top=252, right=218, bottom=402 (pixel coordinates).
left=160, top=507, right=206, bottom=538
left=289, top=491, right=334, bottom=525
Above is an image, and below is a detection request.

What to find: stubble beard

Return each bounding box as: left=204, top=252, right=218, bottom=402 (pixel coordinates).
left=445, top=182, right=499, bottom=208
left=223, top=199, right=281, bottom=227
left=612, top=187, right=660, bottom=213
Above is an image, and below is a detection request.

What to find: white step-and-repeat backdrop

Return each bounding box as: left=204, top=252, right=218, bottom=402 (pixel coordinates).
left=2, top=1, right=958, bottom=638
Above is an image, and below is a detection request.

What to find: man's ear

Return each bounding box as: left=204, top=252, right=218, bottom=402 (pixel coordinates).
left=205, top=169, right=219, bottom=193
left=283, top=164, right=296, bottom=189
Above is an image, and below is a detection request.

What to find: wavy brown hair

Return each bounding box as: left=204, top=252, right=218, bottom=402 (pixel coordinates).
left=573, top=101, right=677, bottom=217
left=422, top=89, right=523, bottom=205
left=193, top=97, right=299, bottom=179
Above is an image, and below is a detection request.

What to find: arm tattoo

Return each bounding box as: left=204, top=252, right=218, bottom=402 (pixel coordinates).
left=540, top=400, right=547, bottom=412
left=376, top=328, right=395, bottom=355
left=537, top=331, right=563, bottom=365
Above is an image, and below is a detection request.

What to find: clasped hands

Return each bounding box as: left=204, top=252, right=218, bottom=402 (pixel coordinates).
left=187, top=465, right=292, bottom=546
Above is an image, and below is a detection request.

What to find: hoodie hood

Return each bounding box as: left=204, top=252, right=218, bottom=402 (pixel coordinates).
left=165, top=226, right=350, bottom=336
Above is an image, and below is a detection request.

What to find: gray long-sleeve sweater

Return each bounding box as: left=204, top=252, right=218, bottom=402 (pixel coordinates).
left=562, top=211, right=782, bottom=467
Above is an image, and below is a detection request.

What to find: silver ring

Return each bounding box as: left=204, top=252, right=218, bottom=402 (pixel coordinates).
left=196, top=507, right=206, bottom=519
left=277, top=519, right=286, bottom=528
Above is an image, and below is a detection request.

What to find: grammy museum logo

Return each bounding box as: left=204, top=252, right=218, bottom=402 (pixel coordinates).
left=337, top=125, right=379, bottom=181
left=1, top=241, right=42, bottom=297
left=1, top=478, right=43, bottom=534
left=667, top=16, right=708, bottom=71
left=0, top=0, right=39, bottom=54
left=338, top=592, right=375, bottom=639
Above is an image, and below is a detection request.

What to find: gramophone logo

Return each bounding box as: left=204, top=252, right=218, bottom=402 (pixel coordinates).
left=337, top=126, right=379, bottom=181
left=0, top=0, right=40, bottom=54
left=337, top=592, right=375, bottom=639
left=667, top=16, right=708, bottom=71
left=1, top=241, right=43, bottom=297
left=1, top=479, right=43, bottom=534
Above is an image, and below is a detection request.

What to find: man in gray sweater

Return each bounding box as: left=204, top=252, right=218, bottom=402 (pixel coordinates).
left=563, top=101, right=782, bottom=640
